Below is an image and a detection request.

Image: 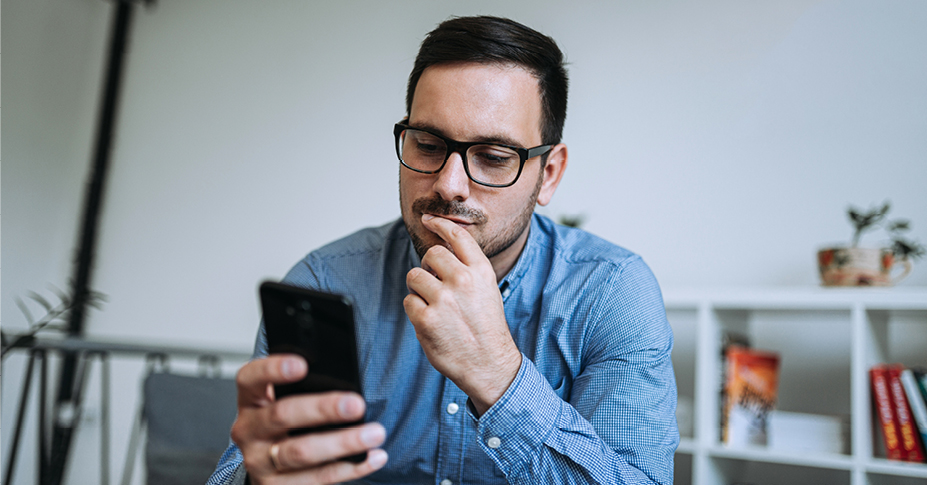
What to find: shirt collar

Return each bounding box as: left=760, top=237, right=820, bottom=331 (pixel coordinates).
left=498, top=213, right=542, bottom=297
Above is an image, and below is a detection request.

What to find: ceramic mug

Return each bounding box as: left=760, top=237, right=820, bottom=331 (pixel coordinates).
left=817, top=247, right=911, bottom=286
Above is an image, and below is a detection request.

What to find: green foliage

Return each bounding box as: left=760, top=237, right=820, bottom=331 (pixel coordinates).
left=1, top=285, right=107, bottom=360
left=846, top=200, right=925, bottom=261
left=848, top=201, right=890, bottom=246
left=558, top=214, right=586, bottom=228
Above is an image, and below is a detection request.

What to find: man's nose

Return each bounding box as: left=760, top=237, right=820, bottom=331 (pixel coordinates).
left=432, top=151, right=471, bottom=201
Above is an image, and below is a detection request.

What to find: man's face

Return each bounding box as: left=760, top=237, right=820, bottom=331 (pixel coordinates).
left=400, top=62, right=549, bottom=265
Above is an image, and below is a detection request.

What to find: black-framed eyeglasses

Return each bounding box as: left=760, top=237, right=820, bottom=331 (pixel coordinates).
left=393, top=122, right=552, bottom=188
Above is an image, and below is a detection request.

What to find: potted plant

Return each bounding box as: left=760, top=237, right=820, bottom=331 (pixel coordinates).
left=818, top=201, right=925, bottom=286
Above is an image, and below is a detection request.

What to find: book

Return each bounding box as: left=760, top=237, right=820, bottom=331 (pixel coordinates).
left=718, top=332, right=751, bottom=442
left=870, top=365, right=903, bottom=460
left=901, top=368, right=927, bottom=458
left=721, top=346, right=780, bottom=446
left=887, top=365, right=926, bottom=462
left=768, top=411, right=849, bottom=454
left=914, top=369, right=927, bottom=406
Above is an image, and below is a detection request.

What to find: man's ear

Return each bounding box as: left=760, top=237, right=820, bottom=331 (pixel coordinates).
left=536, top=143, right=568, bottom=206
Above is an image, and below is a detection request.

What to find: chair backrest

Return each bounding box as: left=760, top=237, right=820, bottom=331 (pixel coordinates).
left=143, top=372, right=238, bottom=485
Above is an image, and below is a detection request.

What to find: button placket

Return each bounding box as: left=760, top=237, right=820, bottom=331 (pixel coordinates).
left=436, top=378, right=467, bottom=485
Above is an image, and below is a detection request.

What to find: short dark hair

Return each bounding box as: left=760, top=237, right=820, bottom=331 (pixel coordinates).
left=406, top=16, right=569, bottom=145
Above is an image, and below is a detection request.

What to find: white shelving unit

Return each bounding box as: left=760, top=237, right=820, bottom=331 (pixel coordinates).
left=663, top=287, right=927, bottom=485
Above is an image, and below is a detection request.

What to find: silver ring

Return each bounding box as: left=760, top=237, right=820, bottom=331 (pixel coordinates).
left=269, top=442, right=283, bottom=472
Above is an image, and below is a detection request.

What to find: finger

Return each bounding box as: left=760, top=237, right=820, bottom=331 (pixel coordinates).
left=421, top=214, right=485, bottom=266
left=403, top=292, right=429, bottom=328
left=275, top=449, right=388, bottom=485
left=236, top=355, right=307, bottom=407
left=274, top=423, right=386, bottom=471
left=405, top=267, right=442, bottom=303
left=420, top=244, right=466, bottom=283
left=267, top=392, right=366, bottom=430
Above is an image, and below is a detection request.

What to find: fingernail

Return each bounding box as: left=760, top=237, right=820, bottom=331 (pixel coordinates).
left=281, top=358, right=305, bottom=379
left=368, top=449, right=388, bottom=468
left=338, top=395, right=363, bottom=417
left=360, top=424, right=386, bottom=447
left=422, top=214, right=435, bottom=222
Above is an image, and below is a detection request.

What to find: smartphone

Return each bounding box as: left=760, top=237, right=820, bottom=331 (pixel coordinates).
left=260, top=281, right=367, bottom=462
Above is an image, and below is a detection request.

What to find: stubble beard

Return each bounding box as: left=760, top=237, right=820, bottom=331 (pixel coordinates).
left=401, top=169, right=543, bottom=261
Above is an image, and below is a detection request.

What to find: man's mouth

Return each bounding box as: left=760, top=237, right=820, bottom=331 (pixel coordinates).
left=410, top=196, right=487, bottom=227
left=425, top=213, right=473, bottom=226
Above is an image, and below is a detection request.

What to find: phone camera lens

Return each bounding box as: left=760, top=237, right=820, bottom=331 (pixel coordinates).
left=286, top=306, right=295, bottom=316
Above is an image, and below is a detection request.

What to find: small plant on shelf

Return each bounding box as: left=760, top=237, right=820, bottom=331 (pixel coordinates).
left=818, top=201, right=925, bottom=286
left=557, top=214, right=586, bottom=228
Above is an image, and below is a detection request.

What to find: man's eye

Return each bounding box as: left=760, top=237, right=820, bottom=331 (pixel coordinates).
left=472, top=148, right=517, bottom=165
left=416, top=142, right=442, bottom=154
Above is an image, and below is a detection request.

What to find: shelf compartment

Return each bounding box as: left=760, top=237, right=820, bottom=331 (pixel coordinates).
left=712, top=308, right=854, bottom=431
left=667, top=308, right=697, bottom=440
left=674, top=450, right=693, bottom=485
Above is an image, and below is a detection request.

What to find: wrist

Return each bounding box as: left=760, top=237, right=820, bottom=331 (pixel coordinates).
left=470, top=351, right=522, bottom=415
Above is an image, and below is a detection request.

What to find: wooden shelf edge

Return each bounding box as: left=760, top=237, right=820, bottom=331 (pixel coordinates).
left=704, top=444, right=854, bottom=470
left=676, top=441, right=927, bottom=478
left=676, top=438, right=697, bottom=454
left=662, top=286, right=927, bottom=311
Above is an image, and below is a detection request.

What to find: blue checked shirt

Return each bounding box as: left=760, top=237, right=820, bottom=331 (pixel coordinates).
left=208, top=214, right=678, bottom=485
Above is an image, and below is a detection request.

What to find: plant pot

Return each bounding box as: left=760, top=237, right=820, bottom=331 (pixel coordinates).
left=817, top=247, right=911, bottom=286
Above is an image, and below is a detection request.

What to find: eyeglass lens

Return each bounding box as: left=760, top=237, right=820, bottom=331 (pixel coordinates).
left=398, top=129, right=521, bottom=186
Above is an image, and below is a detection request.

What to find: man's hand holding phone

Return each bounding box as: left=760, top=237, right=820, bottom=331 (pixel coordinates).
left=230, top=355, right=387, bottom=484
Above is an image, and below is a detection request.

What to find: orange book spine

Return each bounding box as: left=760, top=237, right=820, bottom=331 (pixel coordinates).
left=887, top=365, right=926, bottom=462
left=721, top=347, right=779, bottom=445
left=871, top=365, right=903, bottom=460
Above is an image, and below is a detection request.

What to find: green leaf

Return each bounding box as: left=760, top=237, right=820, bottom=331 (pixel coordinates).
left=888, top=220, right=910, bottom=232
left=878, top=201, right=891, bottom=215
left=848, top=209, right=862, bottom=223
left=28, top=291, right=53, bottom=311
left=15, top=297, right=35, bottom=326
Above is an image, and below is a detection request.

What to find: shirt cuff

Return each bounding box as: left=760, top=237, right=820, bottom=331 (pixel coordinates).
left=470, top=354, right=562, bottom=476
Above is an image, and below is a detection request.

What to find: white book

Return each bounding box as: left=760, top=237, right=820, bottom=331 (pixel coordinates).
left=768, top=411, right=849, bottom=454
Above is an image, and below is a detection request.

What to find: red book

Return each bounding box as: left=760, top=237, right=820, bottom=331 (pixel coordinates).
left=871, top=365, right=903, bottom=460
left=887, top=364, right=926, bottom=462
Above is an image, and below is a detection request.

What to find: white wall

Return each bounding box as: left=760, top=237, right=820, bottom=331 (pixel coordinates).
left=3, top=0, right=927, bottom=483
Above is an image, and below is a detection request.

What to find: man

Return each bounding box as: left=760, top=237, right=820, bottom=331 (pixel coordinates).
left=209, top=15, right=677, bottom=485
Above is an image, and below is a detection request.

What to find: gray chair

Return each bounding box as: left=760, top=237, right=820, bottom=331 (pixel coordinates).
left=123, top=370, right=237, bottom=485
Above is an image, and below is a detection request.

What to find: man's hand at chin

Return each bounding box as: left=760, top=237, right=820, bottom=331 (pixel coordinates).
left=403, top=214, right=522, bottom=415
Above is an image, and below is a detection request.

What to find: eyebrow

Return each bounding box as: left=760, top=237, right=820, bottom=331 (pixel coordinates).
left=407, top=121, right=526, bottom=148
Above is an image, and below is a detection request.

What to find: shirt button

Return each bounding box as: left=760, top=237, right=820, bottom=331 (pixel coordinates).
left=502, top=288, right=511, bottom=298
left=446, top=402, right=459, bottom=415
left=487, top=436, right=502, bottom=449
left=440, top=480, right=453, bottom=485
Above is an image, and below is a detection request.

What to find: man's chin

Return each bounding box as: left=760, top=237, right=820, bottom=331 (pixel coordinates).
left=406, top=223, right=441, bottom=259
